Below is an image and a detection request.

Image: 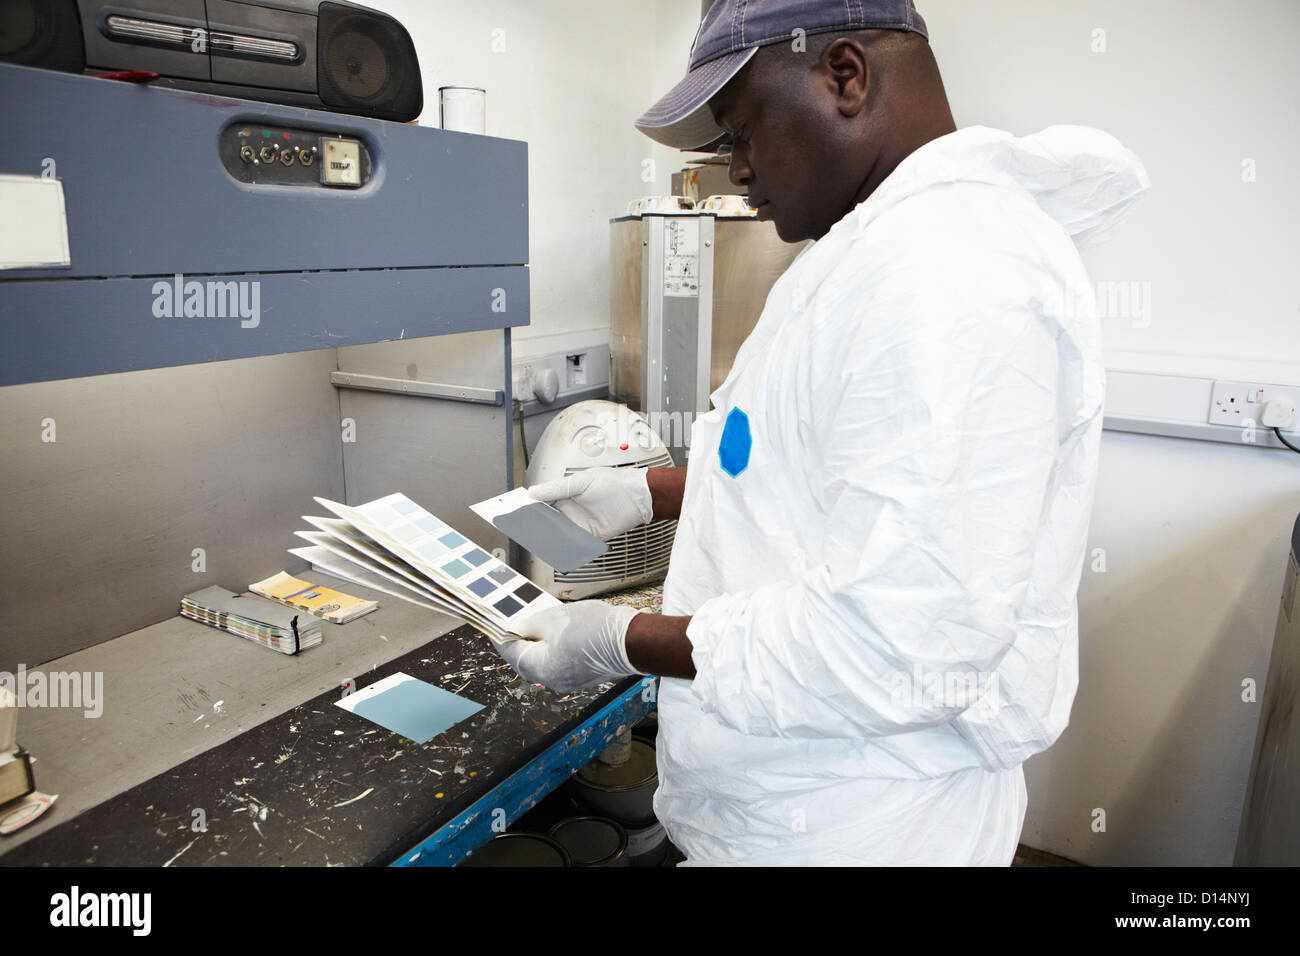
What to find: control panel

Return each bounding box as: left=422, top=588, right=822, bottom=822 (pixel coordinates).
left=662, top=217, right=700, bottom=297
left=219, top=123, right=371, bottom=188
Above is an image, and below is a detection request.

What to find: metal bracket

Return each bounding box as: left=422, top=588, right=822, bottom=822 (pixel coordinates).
left=330, top=370, right=504, bottom=406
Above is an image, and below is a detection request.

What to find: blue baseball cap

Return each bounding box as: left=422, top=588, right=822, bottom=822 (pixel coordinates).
left=635, top=0, right=929, bottom=149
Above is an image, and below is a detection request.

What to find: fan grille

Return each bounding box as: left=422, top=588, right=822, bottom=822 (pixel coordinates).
left=553, top=452, right=677, bottom=584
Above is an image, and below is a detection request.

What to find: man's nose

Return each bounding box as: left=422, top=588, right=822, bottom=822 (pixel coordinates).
left=727, top=142, right=752, bottom=187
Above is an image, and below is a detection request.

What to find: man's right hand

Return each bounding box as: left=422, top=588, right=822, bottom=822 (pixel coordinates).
left=528, top=467, right=655, bottom=540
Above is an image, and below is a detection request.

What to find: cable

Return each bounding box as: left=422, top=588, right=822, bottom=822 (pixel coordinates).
left=1274, top=427, right=1300, bottom=455
left=515, top=399, right=530, bottom=470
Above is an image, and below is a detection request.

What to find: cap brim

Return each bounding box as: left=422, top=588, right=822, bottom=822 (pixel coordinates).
left=634, top=47, right=758, bottom=149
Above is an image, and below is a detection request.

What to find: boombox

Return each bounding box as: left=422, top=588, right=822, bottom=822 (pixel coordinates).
left=0, top=0, right=422, bottom=122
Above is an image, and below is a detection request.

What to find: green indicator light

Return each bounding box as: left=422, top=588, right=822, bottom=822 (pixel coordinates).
left=262, top=130, right=271, bottom=138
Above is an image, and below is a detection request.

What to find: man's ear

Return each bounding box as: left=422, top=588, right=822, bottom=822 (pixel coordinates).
left=821, top=38, right=871, bottom=118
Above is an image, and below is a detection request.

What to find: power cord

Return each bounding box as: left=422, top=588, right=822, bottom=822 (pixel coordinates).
left=515, top=399, right=530, bottom=470
left=1275, top=427, right=1300, bottom=455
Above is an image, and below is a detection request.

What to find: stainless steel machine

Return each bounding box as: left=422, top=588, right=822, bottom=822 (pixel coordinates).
left=609, top=207, right=806, bottom=464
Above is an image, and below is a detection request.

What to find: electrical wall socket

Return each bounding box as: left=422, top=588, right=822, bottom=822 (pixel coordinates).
left=1208, top=380, right=1300, bottom=430
left=513, top=345, right=610, bottom=405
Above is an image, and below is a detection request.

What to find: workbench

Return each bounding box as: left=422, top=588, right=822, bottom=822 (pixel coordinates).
left=0, top=573, right=663, bottom=867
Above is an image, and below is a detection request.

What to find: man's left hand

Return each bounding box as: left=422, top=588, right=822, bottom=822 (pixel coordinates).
left=497, top=600, right=644, bottom=694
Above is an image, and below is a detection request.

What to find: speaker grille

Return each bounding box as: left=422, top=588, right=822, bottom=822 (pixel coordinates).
left=317, top=2, right=421, bottom=122
left=0, top=0, right=84, bottom=73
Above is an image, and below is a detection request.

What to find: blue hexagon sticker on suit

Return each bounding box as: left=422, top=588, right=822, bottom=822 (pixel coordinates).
left=718, top=406, right=751, bottom=477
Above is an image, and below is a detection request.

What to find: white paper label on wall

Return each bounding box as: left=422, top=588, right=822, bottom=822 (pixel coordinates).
left=662, top=217, right=699, bottom=297
left=0, top=175, right=70, bottom=269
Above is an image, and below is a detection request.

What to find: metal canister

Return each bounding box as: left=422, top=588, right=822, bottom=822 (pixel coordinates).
left=438, top=86, right=485, bottom=133
left=548, top=816, right=629, bottom=867
left=568, top=735, right=658, bottom=826
left=626, top=817, right=670, bottom=867
left=459, top=832, right=571, bottom=867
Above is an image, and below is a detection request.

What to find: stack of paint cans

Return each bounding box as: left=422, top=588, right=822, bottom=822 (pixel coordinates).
left=567, top=734, right=667, bottom=866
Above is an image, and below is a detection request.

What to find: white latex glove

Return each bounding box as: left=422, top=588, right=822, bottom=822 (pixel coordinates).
left=527, top=467, right=653, bottom=541
left=497, top=601, right=644, bottom=694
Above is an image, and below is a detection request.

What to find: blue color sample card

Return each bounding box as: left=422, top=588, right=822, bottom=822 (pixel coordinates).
left=335, top=672, right=484, bottom=744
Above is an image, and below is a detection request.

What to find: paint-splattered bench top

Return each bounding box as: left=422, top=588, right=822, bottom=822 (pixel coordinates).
left=0, top=575, right=664, bottom=866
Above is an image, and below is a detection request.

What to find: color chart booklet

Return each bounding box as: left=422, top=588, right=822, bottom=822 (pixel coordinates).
left=286, top=493, right=559, bottom=644
left=249, top=570, right=378, bottom=624
left=180, top=585, right=322, bottom=655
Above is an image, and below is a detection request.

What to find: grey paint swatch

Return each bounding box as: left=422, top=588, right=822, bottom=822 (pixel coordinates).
left=349, top=677, right=483, bottom=744
left=494, top=501, right=608, bottom=573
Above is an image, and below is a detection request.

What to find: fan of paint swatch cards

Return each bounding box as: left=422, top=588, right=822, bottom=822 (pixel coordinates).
left=287, top=493, right=559, bottom=645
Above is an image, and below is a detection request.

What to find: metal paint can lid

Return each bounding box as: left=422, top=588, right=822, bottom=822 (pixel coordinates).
left=460, top=832, right=572, bottom=867
left=576, top=737, right=656, bottom=792
left=548, top=816, right=629, bottom=867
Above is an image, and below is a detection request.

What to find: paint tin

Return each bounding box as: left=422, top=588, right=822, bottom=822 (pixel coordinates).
left=568, top=735, right=658, bottom=826
left=459, top=832, right=571, bottom=867
left=625, top=818, right=669, bottom=867
left=548, top=816, right=629, bottom=867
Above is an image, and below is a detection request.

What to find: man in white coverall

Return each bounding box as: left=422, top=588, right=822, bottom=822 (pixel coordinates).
left=497, top=0, right=1149, bottom=865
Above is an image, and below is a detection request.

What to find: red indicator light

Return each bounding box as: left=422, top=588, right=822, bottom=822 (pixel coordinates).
left=619, top=443, right=629, bottom=450
left=283, top=132, right=290, bottom=140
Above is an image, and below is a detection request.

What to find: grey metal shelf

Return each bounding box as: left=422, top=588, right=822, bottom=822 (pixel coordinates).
left=0, top=62, right=529, bottom=386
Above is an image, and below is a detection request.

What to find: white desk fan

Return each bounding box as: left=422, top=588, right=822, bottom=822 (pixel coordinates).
left=523, top=400, right=677, bottom=599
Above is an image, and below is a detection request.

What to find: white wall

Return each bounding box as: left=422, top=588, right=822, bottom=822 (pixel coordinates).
left=923, top=0, right=1299, bottom=369
left=918, top=0, right=1300, bottom=864
left=365, top=0, right=703, bottom=351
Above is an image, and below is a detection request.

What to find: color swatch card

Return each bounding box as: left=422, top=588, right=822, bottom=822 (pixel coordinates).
left=289, top=545, right=445, bottom=614
left=313, top=494, right=557, bottom=632
left=291, top=530, right=511, bottom=642
left=288, top=493, right=560, bottom=644
left=470, top=487, right=607, bottom=573
left=335, top=672, right=484, bottom=744
left=249, top=570, right=378, bottom=624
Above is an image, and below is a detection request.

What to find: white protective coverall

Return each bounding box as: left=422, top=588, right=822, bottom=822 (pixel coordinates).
left=655, top=125, right=1149, bottom=865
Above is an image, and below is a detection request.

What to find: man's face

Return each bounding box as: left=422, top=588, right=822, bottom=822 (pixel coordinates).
left=707, top=50, right=860, bottom=243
